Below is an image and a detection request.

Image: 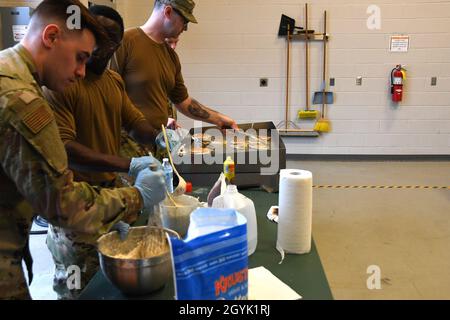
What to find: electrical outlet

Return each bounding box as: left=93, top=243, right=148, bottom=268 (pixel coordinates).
left=330, top=78, right=335, bottom=86
left=260, top=78, right=268, bottom=87
left=356, top=76, right=362, bottom=86
left=431, top=77, right=437, bottom=86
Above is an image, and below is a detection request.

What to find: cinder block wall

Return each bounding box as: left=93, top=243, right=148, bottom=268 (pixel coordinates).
left=116, top=0, right=450, bottom=155
left=5, top=0, right=449, bottom=155
left=0, top=1, right=39, bottom=6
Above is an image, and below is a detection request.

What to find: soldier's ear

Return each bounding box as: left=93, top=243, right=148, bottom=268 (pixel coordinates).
left=42, top=24, right=61, bottom=48
left=163, top=5, right=174, bottom=20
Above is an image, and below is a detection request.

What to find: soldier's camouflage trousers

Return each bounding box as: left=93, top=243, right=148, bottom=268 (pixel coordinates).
left=46, top=226, right=99, bottom=300
left=45, top=177, right=123, bottom=300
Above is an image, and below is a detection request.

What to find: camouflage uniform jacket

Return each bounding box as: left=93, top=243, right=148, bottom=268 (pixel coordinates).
left=0, top=44, right=143, bottom=299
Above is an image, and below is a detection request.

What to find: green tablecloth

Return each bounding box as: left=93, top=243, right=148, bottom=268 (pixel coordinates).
left=79, top=188, right=333, bottom=300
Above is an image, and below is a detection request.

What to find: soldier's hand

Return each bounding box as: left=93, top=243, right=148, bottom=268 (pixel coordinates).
left=134, top=168, right=166, bottom=209
left=128, top=156, right=161, bottom=178
left=218, top=114, right=239, bottom=131
left=167, top=117, right=181, bottom=129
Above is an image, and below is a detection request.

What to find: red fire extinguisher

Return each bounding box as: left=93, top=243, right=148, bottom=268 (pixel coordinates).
left=390, top=65, right=405, bottom=102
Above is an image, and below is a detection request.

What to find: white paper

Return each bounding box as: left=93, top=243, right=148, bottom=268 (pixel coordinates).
left=12, top=25, right=28, bottom=42
left=248, top=266, right=302, bottom=300
left=390, top=35, right=409, bottom=52
left=266, top=205, right=279, bottom=223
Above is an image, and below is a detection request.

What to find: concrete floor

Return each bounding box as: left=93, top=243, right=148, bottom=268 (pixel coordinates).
left=286, top=159, right=450, bottom=300
left=27, top=223, right=57, bottom=300
left=26, top=159, right=450, bottom=300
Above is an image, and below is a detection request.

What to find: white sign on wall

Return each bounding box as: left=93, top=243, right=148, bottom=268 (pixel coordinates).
left=12, top=25, right=28, bottom=42
left=390, top=35, right=409, bottom=52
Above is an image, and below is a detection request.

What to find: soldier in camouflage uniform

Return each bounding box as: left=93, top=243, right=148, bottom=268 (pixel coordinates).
left=0, top=0, right=166, bottom=300
left=43, top=6, right=161, bottom=299
left=119, top=130, right=150, bottom=159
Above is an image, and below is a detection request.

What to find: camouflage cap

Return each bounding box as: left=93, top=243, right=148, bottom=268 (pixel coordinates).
left=167, top=0, right=197, bottom=24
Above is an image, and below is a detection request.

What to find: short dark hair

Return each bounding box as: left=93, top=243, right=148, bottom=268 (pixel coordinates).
left=31, top=0, right=107, bottom=45
left=154, top=0, right=168, bottom=9
left=89, top=5, right=124, bottom=37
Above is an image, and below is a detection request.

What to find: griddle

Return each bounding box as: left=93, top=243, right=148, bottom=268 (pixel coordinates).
left=175, top=122, right=286, bottom=192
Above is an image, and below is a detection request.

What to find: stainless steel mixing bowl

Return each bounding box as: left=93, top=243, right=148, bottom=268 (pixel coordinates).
left=97, top=226, right=178, bottom=296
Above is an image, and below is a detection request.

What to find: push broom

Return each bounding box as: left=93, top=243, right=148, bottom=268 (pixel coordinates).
left=314, top=10, right=332, bottom=132
left=298, top=3, right=318, bottom=119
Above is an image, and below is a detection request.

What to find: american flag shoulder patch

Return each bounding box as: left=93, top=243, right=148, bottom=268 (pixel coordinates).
left=22, top=105, right=53, bottom=135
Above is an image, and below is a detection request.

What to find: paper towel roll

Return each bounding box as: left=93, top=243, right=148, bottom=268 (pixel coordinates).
left=277, top=169, right=312, bottom=255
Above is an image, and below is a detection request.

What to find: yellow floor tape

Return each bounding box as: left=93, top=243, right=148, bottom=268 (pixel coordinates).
left=313, top=185, right=450, bottom=190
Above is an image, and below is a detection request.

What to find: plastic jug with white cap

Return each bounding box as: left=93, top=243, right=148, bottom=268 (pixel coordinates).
left=212, top=184, right=258, bottom=256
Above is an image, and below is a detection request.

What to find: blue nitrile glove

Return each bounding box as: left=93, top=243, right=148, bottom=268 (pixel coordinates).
left=111, top=221, right=130, bottom=241
left=155, top=129, right=181, bottom=151
left=134, top=167, right=166, bottom=210
left=128, top=156, right=161, bottom=178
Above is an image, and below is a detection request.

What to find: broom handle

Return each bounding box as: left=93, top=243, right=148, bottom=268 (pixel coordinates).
left=285, top=25, right=291, bottom=130
left=322, top=10, right=327, bottom=119
left=305, top=3, right=310, bottom=111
